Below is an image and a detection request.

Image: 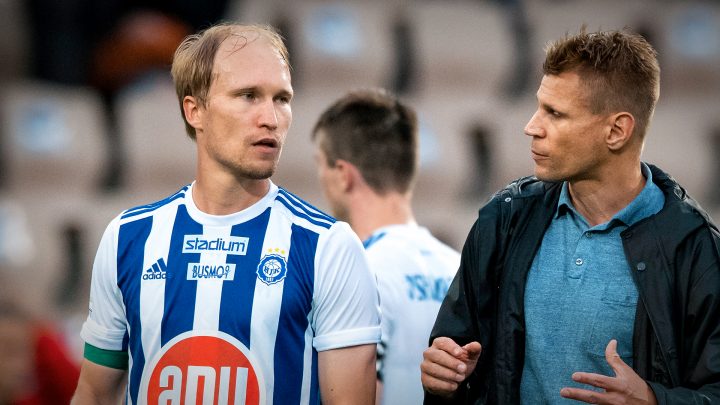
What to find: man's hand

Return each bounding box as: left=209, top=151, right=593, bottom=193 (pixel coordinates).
left=420, top=337, right=482, bottom=397
left=560, top=339, right=658, bottom=404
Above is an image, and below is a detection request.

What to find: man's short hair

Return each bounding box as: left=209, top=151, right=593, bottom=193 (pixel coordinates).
left=313, top=88, right=418, bottom=195
left=543, top=28, right=660, bottom=140
left=171, top=23, right=289, bottom=140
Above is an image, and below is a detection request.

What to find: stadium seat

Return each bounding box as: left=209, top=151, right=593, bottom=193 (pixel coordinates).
left=228, top=0, right=398, bottom=91
left=405, top=1, right=514, bottom=98
left=0, top=81, right=107, bottom=194
left=115, top=74, right=197, bottom=200
left=642, top=93, right=720, bottom=206
left=527, top=0, right=656, bottom=77
left=290, top=1, right=397, bottom=91
left=653, top=1, right=720, bottom=96
left=0, top=194, right=84, bottom=316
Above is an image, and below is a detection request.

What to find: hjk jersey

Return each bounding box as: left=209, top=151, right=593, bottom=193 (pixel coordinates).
left=364, top=224, right=460, bottom=405
left=81, top=182, right=381, bottom=404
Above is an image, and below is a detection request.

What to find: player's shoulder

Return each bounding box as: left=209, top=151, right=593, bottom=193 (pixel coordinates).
left=366, top=225, right=450, bottom=249
left=366, top=226, right=457, bottom=261
left=272, top=187, right=337, bottom=233
left=118, top=185, right=191, bottom=224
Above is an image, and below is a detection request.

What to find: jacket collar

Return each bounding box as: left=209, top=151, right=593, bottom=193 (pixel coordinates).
left=634, top=163, right=717, bottom=244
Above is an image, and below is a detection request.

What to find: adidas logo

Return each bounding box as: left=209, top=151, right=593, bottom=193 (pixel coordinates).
left=142, top=258, right=168, bottom=280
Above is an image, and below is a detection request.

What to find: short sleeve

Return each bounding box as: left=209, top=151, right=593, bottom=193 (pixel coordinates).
left=311, top=222, right=381, bottom=351
left=80, top=215, right=128, bottom=351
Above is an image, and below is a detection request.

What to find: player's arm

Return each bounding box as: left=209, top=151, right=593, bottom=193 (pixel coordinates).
left=72, top=358, right=127, bottom=404
left=313, top=223, right=382, bottom=404
left=74, top=219, right=129, bottom=404
left=319, top=343, right=377, bottom=405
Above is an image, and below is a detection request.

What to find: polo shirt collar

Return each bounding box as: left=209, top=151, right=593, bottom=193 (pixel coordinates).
left=555, top=163, right=663, bottom=228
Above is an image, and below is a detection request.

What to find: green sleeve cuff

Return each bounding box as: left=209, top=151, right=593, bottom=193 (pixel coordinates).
left=84, top=343, right=129, bottom=370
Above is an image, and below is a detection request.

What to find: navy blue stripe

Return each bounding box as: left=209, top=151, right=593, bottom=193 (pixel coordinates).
left=121, top=332, right=129, bottom=351
left=123, top=188, right=186, bottom=215
left=125, top=185, right=189, bottom=214
left=161, top=205, right=202, bottom=345
left=310, top=349, right=320, bottom=405
left=273, top=224, right=318, bottom=402
left=363, top=231, right=387, bottom=249
left=276, top=194, right=333, bottom=229
left=121, top=187, right=188, bottom=219
left=278, top=188, right=335, bottom=223
left=218, top=207, right=272, bottom=348
left=276, top=192, right=334, bottom=226
left=116, top=216, right=153, bottom=404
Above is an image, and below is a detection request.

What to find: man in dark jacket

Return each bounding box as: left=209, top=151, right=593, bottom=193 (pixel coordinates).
left=421, top=28, right=720, bottom=404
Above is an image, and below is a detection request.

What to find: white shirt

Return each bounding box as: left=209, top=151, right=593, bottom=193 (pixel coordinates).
left=364, top=224, right=460, bottom=405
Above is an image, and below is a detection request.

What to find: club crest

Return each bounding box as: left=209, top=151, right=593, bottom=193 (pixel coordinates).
left=256, top=253, right=287, bottom=285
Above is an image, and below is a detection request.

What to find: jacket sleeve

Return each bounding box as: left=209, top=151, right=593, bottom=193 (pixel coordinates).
left=648, top=226, right=720, bottom=404
left=425, top=195, right=506, bottom=404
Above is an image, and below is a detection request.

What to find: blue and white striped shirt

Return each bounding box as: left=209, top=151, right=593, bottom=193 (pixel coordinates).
left=81, top=182, right=381, bottom=404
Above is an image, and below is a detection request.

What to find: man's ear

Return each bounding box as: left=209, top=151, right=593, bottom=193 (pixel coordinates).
left=606, top=112, right=635, bottom=151
left=183, top=95, right=203, bottom=132
left=334, top=159, right=360, bottom=193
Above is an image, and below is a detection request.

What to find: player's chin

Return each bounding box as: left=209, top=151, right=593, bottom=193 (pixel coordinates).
left=241, top=163, right=278, bottom=180
left=533, top=167, right=561, bottom=183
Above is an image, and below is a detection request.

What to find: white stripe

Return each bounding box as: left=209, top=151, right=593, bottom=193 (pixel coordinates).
left=276, top=193, right=333, bottom=226
left=192, top=226, right=231, bottom=330
left=126, top=352, right=133, bottom=405
left=275, top=201, right=333, bottom=235
left=139, top=205, right=176, bottom=371
left=299, top=320, right=315, bottom=405
left=250, top=207, right=291, bottom=404
left=280, top=190, right=332, bottom=221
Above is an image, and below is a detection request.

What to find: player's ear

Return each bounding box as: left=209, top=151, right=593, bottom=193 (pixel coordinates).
left=183, top=95, right=203, bottom=132
left=334, top=159, right=358, bottom=192
left=606, top=112, right=635, bottom=151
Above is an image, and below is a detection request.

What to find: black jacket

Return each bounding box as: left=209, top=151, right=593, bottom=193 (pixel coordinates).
left=426, top=164, right=720, bottom=404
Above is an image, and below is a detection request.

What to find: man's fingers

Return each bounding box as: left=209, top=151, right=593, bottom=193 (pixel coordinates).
left=421, top=370, right=460, bottom=398
left=560, top=387, right=609, bottom=404
left=604, top=339, right=628, bottom=375
left=432, top=337, right=465, bottom=357
left=421, top=341, right=470, bottom=397
left=462, top=341, right=482, bottom=361
left=423, top=345, right=468, bottom=374
left=571, top=372, right=617, bottom=391
left=420, top=356, right=467, bottom=383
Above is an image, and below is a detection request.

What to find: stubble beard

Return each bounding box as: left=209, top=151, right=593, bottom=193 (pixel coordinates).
left=235, top=160, right=279, bottom=180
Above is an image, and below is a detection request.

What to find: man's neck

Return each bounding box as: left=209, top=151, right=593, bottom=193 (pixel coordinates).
left=347, top=191, right=415, bottom=242
left=567, top=161, right=645, bottom=227
left=192, top=170, right=270, bottom=215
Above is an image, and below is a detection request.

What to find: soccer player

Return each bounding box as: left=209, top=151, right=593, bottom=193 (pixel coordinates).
left=421, top=29, right=720, bottom=404
left=72, top=23, right=381, bottom=404
left=312, top=88, right=460, bottom=405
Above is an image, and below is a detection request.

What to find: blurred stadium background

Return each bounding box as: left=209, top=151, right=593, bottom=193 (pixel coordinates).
left=0, top=0, right=718, bottom=362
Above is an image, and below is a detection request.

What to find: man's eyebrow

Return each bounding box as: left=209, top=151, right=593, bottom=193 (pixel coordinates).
left=231, top=86, right=258, bottom=94
left=276, top=89, right=293, bottom=99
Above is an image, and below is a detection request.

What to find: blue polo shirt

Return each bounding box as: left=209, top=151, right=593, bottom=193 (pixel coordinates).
left=520, top=163, right=664, bottom=404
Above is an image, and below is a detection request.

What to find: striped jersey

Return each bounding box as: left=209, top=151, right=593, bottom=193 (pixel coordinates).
left=81, top=182, right=381, bottom=404
left=364, top=224, right=460, bottom=405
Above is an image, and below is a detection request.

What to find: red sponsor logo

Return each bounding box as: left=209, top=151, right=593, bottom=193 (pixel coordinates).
left=140, top=332, right=264, bottom=404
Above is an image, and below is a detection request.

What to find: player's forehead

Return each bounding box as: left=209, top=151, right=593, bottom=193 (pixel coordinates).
left=214, top=29, right=286, bottom=67
left=211, top=33, right=291, bottom=91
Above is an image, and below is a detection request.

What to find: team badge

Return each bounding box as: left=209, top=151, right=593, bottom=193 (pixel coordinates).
left=138, top=331, right=265, bottom=405
left=256, top=251, right=287, bottom=285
